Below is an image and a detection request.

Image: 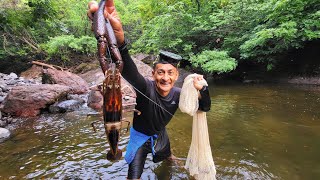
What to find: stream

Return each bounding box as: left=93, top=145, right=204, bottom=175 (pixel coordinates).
left=1, top=82, right=320, bottom=179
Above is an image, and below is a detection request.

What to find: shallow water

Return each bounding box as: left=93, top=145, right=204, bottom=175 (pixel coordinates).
left=1, top=82, right=320, bottom=179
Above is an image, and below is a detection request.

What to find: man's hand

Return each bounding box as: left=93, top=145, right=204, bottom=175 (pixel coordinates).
left=87, top=0, right=125, bottom=46
left=193, top=75, right=205, bottom=91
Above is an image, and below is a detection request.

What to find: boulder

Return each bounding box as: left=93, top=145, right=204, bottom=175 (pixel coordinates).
left=87, top=89, right=103, bottom=111
left=49, top=99, right=84, bottom=113
left=42, top=69, right=89, bottom=94
left=1, top=84, right=70, bottom=117
left=0, top=128, right=10, bottom=140
left=131, top=57, right=153, bottom=80
left=20, top=65, right=43, bottom=82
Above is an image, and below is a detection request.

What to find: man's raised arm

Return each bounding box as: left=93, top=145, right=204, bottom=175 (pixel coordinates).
left=88, top=0, right=146, bottom=92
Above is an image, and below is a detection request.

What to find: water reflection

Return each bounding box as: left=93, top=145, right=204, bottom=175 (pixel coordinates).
left=0, top=83, right=320, bottom=179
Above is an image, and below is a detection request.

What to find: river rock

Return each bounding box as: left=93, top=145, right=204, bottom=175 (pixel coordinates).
left=67, top=94, right=87, bottom=103
left=8, top=72, right=18, bottom=79
left=42, top=68, right=89, bottom=94
left=79, top=68, right=105, bottom=87
left=20, top=65, right=43, bottom=82
left=0, top=96, right=5, bottom=104
left=0, top=120, right=6, bottom=127
left=87, top=89, right=103, bottom=111
left=0, top=83, right=8, bottom=92
left=1, top=84, right=71, bottom=117
left=0, top=128, right=10, bottom=139
left=49, top=99, right=84, bottom=113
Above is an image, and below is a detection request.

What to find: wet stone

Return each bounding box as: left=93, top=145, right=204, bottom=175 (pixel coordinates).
left=0, top=96, right=5, bottom=103
left=8, top=73, right=18, bottom=79
left=6, top=80, right=18, bottom=86
left=0, top=120, right=6, bottom=128
left=49, top=99, right=84, bottom=113
left=6, top=117, right=12, bottom=124
left=0, top=91, right=7, bottom=96
left=0, top=127, right=10, bottom=139
left=67, top=94, right=87, bottom=103
left=0, top=84, right=8, bottom=92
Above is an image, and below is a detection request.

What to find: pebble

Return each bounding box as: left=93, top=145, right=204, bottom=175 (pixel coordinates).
left=0, top=127, right=10, bottom=139
left=0, top=120, right=6, bottom=127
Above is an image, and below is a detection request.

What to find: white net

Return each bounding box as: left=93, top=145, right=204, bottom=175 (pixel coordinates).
left=179, top=74, right=216, bottom=180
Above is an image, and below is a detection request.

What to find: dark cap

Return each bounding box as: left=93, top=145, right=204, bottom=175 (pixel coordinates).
left=154, top=50, right=182, bottom=68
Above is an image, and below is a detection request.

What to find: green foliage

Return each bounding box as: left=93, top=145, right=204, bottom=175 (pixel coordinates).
left=1, top=0, right=319, bottom=73
left=131, top=1, right=196, bottom=54
left=56, top=0, right=92, bottom=36
left=240, top=21, right=300, bottom=60
left=128, top=0, right=319, bottom=73
left=302, top=10, right=320, bottom=40
left=27, top=0, right=57, bottom=22
left=42, top=35, right=96, bottom=61
left=0, top=0, right=93, bottom=60
left=190, top=50, right=237, bottom=73
left=237, top=0, right=320, bottom=63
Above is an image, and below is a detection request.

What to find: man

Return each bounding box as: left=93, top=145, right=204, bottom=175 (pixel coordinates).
left=88, top=1, right=211, bottom=179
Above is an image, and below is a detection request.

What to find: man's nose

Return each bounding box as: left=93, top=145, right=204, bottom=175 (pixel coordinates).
left=162, top=72, right=169, bottom=81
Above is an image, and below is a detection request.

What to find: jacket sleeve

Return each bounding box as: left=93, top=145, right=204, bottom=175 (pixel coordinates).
left=198, top=86, right=211, bottom=112
left=119, top=45, right=147, bottom=93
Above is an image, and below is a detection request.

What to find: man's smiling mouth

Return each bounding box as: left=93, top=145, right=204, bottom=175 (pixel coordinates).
left=160, top=81, right=171, bottom=86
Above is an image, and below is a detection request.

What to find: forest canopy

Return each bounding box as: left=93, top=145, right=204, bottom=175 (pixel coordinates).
left=0, top=0, right=319, bottom=74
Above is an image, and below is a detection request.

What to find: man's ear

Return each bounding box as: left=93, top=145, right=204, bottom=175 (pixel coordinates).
left=152, top=70, right=155, bottom=79
left=175, top=70, right=179, bottom=80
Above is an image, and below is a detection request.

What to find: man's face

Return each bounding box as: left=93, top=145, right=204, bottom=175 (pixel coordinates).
left=152, top=63, right=179, bottom=97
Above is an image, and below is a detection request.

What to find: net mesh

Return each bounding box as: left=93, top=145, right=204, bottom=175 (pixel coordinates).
left=179, top=74, right=216, bottom=180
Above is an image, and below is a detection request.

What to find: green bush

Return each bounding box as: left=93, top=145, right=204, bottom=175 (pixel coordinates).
left=190, top=50, right=237, bottom=74
left=42, top=35, right=96, bottom=61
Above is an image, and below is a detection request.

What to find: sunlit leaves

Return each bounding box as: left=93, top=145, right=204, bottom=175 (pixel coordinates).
left=302, top=10, right=320, bottom=40
left=240, top=21, right=299, bottom=59
left=132, top=1, right=196, bottom=54
left=42, top=35, right=96, bottom=61
left=190, top=50, right=237, bottom=73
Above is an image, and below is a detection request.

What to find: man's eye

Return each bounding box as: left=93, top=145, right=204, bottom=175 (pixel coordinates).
left=168, top=70, right=176, bottom=75
left=158, top=71, right=164, bottom=75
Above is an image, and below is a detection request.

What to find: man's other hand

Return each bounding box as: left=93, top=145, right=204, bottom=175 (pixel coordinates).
left=193, top=75, right=205, bottom=91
